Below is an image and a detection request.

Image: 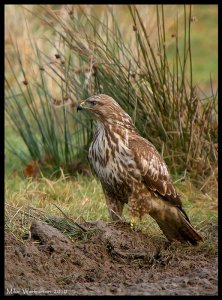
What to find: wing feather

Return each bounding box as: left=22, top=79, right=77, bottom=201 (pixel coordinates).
left=129, top=136, right=183, bottom=209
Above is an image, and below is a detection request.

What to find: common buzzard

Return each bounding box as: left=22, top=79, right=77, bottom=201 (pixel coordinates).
left=77, top=94, right=202, bottom=245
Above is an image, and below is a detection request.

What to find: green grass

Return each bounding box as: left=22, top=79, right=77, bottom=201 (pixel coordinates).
left=5, top=168, right=217, bottom=243
left=5, top=173, right=106, bottom=221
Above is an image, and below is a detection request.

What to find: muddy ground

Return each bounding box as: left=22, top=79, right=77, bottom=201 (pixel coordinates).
left=5, top=220, right=218, bottom=296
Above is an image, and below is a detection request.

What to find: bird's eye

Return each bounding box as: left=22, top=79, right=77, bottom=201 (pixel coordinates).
left=91, top=100, right=97, bottom=106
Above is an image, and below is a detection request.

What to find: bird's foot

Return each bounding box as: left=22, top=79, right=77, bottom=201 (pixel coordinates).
left=130, top=216, right=139, bottom=230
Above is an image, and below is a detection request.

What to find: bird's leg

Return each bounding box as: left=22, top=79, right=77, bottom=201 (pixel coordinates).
left=128, top=194, right=142, bottom=230
left=105, top=195, right=124, bottom=221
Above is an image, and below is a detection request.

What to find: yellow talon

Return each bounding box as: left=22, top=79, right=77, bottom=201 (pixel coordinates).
left=130, top=216, right=138, bottom=229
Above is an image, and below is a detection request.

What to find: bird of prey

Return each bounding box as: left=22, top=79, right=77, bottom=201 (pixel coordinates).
left=77, top=94, right=203, bottom=245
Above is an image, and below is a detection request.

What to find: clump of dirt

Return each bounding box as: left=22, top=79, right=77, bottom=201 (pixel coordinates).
left=5, top=220, right=218, bottom=295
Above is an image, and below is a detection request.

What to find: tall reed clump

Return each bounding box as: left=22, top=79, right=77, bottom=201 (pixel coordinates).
left=5, top=5, right=217, bottom=192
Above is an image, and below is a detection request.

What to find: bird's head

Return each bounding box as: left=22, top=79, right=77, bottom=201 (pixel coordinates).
left=77, top=94, right=130, bottom=124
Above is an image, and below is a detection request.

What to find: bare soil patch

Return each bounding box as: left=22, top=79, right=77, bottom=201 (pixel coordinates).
left=5, top=220, right=218, bottom=295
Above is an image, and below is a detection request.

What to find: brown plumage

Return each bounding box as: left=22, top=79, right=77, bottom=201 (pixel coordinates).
left=77, top=94, right=203, bottom=245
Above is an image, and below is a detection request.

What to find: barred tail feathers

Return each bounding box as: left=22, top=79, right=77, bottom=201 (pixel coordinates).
left=149, top=198, right=203, bottom=245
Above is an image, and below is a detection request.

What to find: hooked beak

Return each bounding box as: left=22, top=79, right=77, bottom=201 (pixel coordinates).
left=77, top=101, right=85, bottom=112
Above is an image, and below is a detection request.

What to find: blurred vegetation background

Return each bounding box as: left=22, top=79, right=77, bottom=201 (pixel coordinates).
left=5, top=5, right=217, bottom=230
